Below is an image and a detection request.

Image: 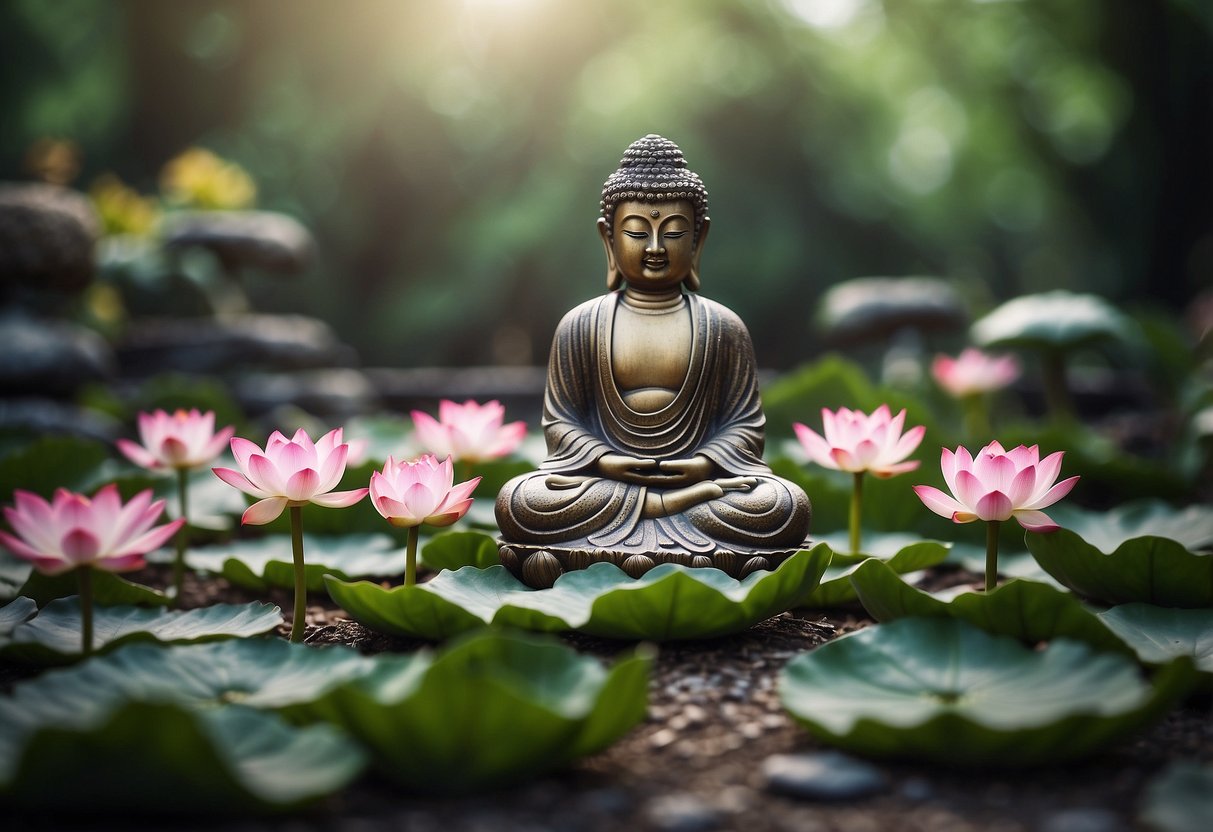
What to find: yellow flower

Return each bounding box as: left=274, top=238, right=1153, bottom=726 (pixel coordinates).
left=89, top=174, right=161, bottom=236
left=160, top=147, right=256, bottom=210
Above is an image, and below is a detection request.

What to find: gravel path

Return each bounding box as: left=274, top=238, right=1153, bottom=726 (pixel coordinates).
left=4, top=567, right=1209, bottom=831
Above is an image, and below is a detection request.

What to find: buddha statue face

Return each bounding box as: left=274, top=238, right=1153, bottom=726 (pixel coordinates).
left=598, top=200, right=710, bottom=293
left=597, top=134, right=711, bottom=293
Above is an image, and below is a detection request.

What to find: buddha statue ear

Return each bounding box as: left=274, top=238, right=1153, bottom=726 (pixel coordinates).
left=597, top=217, right=623, bottom=291
left=685, top=216, right=710, bottom=293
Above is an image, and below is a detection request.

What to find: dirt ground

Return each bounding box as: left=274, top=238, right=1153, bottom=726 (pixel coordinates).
left=4, top=565, right=1210, bottom=832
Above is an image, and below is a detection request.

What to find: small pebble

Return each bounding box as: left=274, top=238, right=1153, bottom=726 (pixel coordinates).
left=900, top=776, right=934, bottom=802
left=646, top=793, right=721, bottom=832
left=582, top=787, right=632, bottom=815
left=762, top=751, right=889, bottom=801
left=650, top=728, right=677, bottom=748
left=1040, top=808, right=1123, bottom=832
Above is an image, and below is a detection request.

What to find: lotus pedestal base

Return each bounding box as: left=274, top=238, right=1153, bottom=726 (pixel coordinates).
left=496, top=541, right=807, bottom=589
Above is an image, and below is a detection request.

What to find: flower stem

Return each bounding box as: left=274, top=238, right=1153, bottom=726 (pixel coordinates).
left=405, top=526, right=419, bottom=587
left=172, top=468, right=190, bottom=607
left=962, top=393, right=991, bottom=441
left=78, top=565, right=93, bottom=656
left=849, top=472, right=864, bottom=555
left=985, top=520, right=1001, bottom=592
left=1041, top=351, right=1073, bottom=422
left=289, top=505, right=307, bottom=643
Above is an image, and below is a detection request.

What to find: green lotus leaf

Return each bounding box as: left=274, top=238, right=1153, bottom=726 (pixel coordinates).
left=421, top=530, right=501, bottom=572
left=762, top=355, right=941, bottom=444
left=946, top=543, right=1062, bottom=588
left=1000, top=426, right=1194, bottom=505
left=0, top=702, right=364, bottom=813
left=0, top=599, right=282, bottom=663
left=780, top=617, right=1194, bottom=766
left=1026, top=524, right=1213, bottom=608
left=327, top=546, right=831, bottom=641
left=0, top=638, right=401, bottom=709
left=341, top=413, right=411, bottom=464
left=186, top=534, right=406, bottom=591
left=1051, top=501, right=1213, bottom=552
left=812, top=531, right=931, bottom=566
left=1140, top=762, right=1213, bottom=832
left=467, top=458, right=533, bottom=497
left=0, top=435, right=109, bottom=499
left=848, top=559, right=1128, bottom=652
left=163, top=468, right=251, bottom=531
left=462, top=498, right=499, bottom=527
left=0, top=552, right=32, bottom=601
left=291, top=630, right=651, bottom=794
left=0, top=596, right=36, bottom=636
left=769, top=458, right=939, bottom=538
left=17, top=568, right=169, bottom=608
left=326, top=567, right=507, bottom=640
left=798, top=539, right=950, bottom=608
left=971, top=290, right=1136, bottom=350
left=1096, top=605, right=1213, bottom=677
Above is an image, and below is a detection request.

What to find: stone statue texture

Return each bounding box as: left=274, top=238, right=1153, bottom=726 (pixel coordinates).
left=495, top=135, right=811, bottom=587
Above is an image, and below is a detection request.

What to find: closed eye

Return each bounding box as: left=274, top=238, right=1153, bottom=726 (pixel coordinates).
left=664, top=231, right=687, bottom=239
left=623, top=231, right=648, bottom=239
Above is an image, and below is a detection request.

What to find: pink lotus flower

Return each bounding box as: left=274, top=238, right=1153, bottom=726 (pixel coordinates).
left=412, top=400, right=526, bottom=464
left=794, top=405, right=925, bottom=478
left=370, top=454, right=480, bottom=529
left=931, top=348, right=1021, bottom=398
left=213, top=427, right=368, bottom=526
left=0, top=485, right=184, bottom=575
left=913, top=441, right=1079, bottom=532
left=117, top=408, right=235, bottom=471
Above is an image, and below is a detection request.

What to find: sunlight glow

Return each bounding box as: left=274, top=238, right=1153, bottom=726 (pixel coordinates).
left=781, top=0, right=871, bottom=30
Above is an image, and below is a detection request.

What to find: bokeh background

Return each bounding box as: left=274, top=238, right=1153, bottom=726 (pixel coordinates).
left=1, top=0, right=1209, bottom=370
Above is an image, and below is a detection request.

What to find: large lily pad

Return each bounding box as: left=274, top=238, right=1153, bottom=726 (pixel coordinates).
left=327, top=546, right=831, bottom=641
left=0, top=551, right=31, bottom=601
left=1051, top=501, right=1213, bottom=552
left=421, top=530, right=501, bottom=572
left=0, top=596, right=36, bottom=635
left=0, top=701, right=364, bottom=813
left=971, top=290, right=1137, bottom=351
left=0, top=435, right=109, bottom=499
left=780, top=617, right=1193, bottom=765
left=16, top=568, right=169, bottom=608
left=0, top=638, right=398, bottom=708
left=847, top=559, right=1127, bottom=652
left=290, top=630, right=651, bottom=794
left=947, top=543, right=1063, bottom=588
left=186, top=534, right=406, bottom=591
left=163, top=467, right=251, bottom=531
left=1027, top=503, right=1213, bottom=607
left=1096, top=605, right=1213, bottom=677
left=769, top=458, right=942, bottom=538
left=1140, top=762, right=1213, bottom=832
left=798, top=539, right=949, bottom=608
left=0, top=598, right=282, bottom=663
left=761, top=354, right=942, bottom=446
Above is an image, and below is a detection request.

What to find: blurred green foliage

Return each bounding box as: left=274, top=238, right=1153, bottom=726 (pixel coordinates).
left=0, top=0, right=1208, bottom=368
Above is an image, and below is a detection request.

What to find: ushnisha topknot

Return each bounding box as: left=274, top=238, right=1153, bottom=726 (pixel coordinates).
left=600, top=134, right=709, bottom=243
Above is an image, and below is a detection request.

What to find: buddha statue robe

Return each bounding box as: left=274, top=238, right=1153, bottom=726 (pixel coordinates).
left=495, top=291, right=811, bottom=556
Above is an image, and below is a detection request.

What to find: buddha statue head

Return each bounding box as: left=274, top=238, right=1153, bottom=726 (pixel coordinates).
left=598, top=134, right=710, bottom=293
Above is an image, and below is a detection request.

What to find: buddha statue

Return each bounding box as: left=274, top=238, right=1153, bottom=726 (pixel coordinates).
left=495, top=134, right=811, bottom=587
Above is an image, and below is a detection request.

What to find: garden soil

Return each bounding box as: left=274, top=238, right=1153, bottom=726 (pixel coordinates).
left=4, top=565, right=1209, bottom=832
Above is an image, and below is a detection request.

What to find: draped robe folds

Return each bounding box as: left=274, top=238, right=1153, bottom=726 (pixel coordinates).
left=495, top=292, right=811, bottom=555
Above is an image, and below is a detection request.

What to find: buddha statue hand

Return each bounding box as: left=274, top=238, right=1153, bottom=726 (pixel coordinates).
left=598, top=453, right=717, bottom=486
left=641, top=474, right=758, bottom=519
